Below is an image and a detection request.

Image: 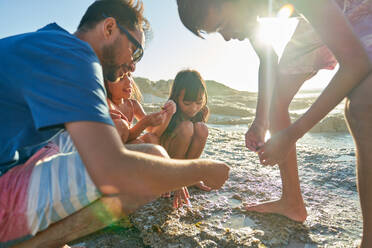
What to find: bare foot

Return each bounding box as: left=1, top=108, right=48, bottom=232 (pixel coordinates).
left=244, top=199, right=307, bottom=223
left=193, top=181, right=212, bottom=191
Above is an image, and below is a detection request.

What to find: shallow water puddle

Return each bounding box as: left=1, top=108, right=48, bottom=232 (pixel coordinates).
left=224, top=214, right=257, bottom=229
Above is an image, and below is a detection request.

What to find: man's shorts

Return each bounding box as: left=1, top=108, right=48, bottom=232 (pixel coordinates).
left=0, top=132, right=101, bottom=247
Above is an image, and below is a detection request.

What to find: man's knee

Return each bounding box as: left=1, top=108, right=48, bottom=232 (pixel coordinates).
left=125, top=143, right=169, bottom=158
left=98, top=196, right=126, bottom=222
left=193, top=122, right=208, bottom=140
left=147, top=144, right=169, bottom=158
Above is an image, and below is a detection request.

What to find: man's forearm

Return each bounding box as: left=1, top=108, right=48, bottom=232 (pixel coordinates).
left=95, top=148, right=204, bottom=195
left=66, top=122, right=228, bottom=200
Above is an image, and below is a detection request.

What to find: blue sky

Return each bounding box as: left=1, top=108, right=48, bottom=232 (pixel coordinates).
left=0, top=0, right=336, bottom=92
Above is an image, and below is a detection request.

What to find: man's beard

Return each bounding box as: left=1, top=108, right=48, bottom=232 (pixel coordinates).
left=101, top=38, right=122, bottom=82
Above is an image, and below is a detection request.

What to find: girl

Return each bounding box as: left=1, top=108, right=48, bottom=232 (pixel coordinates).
left=161, top=69, right=212, bottom=199
left=106, top=74, right=190, bottom=209
left=106, top=74, right=176, bottom=144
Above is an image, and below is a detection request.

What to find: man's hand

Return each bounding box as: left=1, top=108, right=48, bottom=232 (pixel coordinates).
left=200, top=160, right=230, bottom=189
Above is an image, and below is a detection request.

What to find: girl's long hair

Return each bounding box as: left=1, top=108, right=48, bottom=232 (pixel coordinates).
left=161, top=69, right=208, bottom=142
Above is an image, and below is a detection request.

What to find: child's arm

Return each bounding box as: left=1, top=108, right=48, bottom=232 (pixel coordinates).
left=127, top=100, right=165, bottom=142
left=110, top=109, right=130, bottom=143
left=108, top=99, right=130, bottom=143
left=246, top=37, right=278, bottom=152
left=149, top=100, right=177, bottom=137
left=258, top=0, right=372, bottom=165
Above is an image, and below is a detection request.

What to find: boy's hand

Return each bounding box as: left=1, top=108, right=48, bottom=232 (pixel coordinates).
left=245, top=119, right=267, bottom=152
left=258, top=128, right=294, bottom=166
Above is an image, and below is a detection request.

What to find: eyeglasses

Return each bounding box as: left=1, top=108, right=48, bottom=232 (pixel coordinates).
left=102, top=14, right=144, bottom=64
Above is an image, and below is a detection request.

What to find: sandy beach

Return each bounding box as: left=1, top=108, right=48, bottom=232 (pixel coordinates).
left=70, top=78, right=360, bottom=247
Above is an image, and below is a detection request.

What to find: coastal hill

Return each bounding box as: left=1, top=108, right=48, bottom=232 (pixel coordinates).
left=134, top=77, right=348, bottom=133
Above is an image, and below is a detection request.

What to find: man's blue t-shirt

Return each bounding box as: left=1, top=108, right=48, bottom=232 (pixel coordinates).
left=0, top=23, right=113, bottom=176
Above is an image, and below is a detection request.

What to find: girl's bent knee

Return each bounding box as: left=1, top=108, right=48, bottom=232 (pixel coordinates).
left=177, top=121, right=194, bottom=138
left=194, top=122, right=208, bottom=139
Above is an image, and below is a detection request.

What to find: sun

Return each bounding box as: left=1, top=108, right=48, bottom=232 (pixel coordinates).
left=257, top=4, right=298, bottom=57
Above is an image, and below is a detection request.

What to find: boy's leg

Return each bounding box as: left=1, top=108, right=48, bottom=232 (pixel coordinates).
left=245, top=73, right=312, bottom=222
left=345, top=72, right=372, bottom=247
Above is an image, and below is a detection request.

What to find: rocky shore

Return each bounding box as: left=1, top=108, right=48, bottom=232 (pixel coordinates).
left=71, top=128, right=360, bottom=248
left=135, top=77, right=348, bottom=133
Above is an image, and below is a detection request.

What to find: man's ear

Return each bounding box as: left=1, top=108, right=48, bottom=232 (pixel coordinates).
left=103, top=17, right=116, bottom=39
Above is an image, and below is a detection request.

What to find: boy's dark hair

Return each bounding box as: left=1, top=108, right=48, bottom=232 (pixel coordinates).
left=78, top=0, right=150, bottom=33
left=176, top=0, right=224, bottom=38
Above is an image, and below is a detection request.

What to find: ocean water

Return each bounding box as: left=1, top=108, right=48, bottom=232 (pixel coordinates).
left=209, top=124, right=354, bottom=148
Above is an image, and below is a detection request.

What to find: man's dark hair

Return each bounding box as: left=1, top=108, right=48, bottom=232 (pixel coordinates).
left=176, top=0, right=224, bottom=38
left=78, top=0, right=150, bottom=33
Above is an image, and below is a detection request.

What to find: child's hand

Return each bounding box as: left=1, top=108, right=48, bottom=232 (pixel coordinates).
left=109, top=109, right=124, bottom=120
left=162, top=100, right=176, bottom=115
left=245, top=119, right=267, bottom=152
left=173, top=187, right=191, bottom=209
left=145, top=112, right=165, bottom=127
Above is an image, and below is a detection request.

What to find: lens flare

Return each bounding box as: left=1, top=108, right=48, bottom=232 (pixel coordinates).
left=256, top=5, right=298, bottom=57
left=278, top=4, right=294, bottom=18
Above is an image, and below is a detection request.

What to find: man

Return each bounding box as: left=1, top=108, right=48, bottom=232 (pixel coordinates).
left=0, top=0, right=229, bottom=247
left=176, top=0, right=372, bottom=246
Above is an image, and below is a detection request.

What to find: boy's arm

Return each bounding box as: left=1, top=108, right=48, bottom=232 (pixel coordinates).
left=259, top=0, right=372, bottom=165
left=245, top=39, right=278, bottom=151
left=286, top=0, right=372, bottom=139
left=65, top=121, right=229, bottom=196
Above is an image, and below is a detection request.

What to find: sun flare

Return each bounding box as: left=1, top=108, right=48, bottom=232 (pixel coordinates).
left=257, top=4, right=298, bottom=57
